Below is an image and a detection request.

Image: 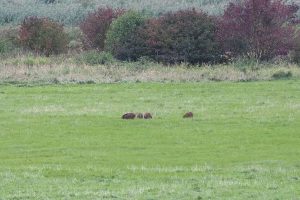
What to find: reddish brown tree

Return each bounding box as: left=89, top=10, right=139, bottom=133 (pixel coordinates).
left=80, top=7, right=125, bottom=50
left=19, top=17, right=68, bottom=56
left=216, top=0, right=299, bottom=60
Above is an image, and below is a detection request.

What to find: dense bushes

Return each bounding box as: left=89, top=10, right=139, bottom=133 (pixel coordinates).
left=216, top=0, right=299, bottom=60
left=80, top=7, right=125, bottom=50
left=88, top=3, right=300, bottom=64
left=4, top=0, right=300, bottom=65
left=144, top=9, right=220, bottom=64
left=107, top=9, right=220, bottom=64
left=105, top=11, right=147, bottom=60
left=19, top=17, right=68, bottom=56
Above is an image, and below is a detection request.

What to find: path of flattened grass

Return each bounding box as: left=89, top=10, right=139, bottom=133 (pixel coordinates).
left=0, top=81, right=300, bottom=199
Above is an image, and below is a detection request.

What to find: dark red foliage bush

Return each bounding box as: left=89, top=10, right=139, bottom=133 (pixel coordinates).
left=216, top=0, right=299, bottom=60
left=80, top=7, right=125, bottom=50
left=122, top=9, right=220, bottom=64
left=19, top=16, right=68, bottom=56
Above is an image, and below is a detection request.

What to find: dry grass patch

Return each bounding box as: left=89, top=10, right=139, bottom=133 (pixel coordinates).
left=0, top=55, right=299, bottom=84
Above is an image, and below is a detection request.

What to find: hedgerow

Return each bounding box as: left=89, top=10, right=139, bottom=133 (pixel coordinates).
left=2, top=0, right=300, bottom=66
left=116, top=9, right=220, bottom=64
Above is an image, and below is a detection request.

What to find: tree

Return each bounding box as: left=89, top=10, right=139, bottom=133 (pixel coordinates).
left=216, top=0, right=299, bottom=60
left=80, top=7, right=125, bottom=50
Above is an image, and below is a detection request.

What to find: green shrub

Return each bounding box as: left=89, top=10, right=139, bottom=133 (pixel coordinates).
left=232, top=57, right=261, bottom=70
left=78, top=50, right=115, bottom=65
left=125, top=9, right=220, bottom=64
left=0, top=27, right=20, bottom=55
left=19, top=17, right=68, bottom=56
left=0, top=39, right=14, bottom=54
left=65, top=27, right=84, bottom=53
left=272, top=71, right=293, bottom=79
left=23, top=56, right=35, bottom=66
left=23, top=56, right=50, bottom=66
left=105, top=11, right=147, bottom=60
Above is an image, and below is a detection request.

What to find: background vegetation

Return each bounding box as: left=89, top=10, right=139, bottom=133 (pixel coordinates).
left=0, top=0, right=228, bottom=26
left=0, top=0, right=299, bottom=64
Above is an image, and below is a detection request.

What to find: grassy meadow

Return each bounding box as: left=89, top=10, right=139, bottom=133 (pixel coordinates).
left=1, top=0, right=300, bottom=199
left=0, top=81, right=300, bottom=199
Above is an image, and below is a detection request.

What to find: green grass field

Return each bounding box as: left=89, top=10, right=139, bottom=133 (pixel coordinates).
left=0, top=80, right=300, bottom=199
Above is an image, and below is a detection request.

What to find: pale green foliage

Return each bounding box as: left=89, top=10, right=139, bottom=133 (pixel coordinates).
left=0, top=0, right=91, bottom=25
left=0, top=39, right=14, bottom=54
left=105, top=11, right=146, bottom=55
left=0, top=27, right=19, bottom=55
left=0, top=0, right=228, bottom=25
left=1, top=0, right=298, bottom=26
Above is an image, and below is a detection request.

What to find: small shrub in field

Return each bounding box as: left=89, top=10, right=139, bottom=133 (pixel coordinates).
left=127, top=9, right=220, bottom=64
left=272, top=71, right=293, bottom=79
left=19, top=17, right=68, bottom=56
left=65, top=27, right=84, bottom=53
left=80, top=7, right=125, bottom=50
left=67, top=40, right=83, bottom=53
left=0, top=27, right=20, bottom=55
left=78, top=50, right=115, bottom=65
left=105, top=11, right=147, bottom=60
left=23, top=56, right=50, bottom=66
left=232, top=57, right=260, bottom=70
left=0, top=39, right=14, bottom=54
left=216, top=0, right=299, bottom=60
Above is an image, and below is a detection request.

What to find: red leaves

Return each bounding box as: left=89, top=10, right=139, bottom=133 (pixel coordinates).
left=19, top=17, right=68, bottom=56
left=216, top=0, right=299, bottom=60
left=80, top=7, right=125, bottom=51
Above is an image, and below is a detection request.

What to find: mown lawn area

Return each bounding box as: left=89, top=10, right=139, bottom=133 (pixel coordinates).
left=0, top=80, right=299, bottom=199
